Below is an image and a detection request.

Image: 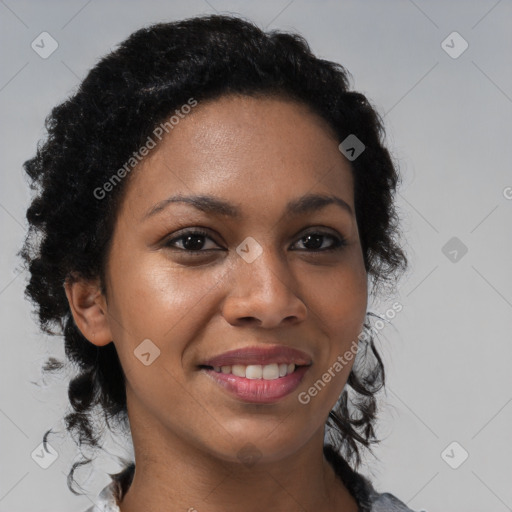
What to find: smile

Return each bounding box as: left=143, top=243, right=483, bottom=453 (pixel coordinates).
left=200, top=364, right=310, bottom=403
left=207, top=362, right=297, bottom=379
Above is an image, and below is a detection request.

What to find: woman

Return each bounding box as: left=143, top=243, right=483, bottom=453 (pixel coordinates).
left=21, top=14, right=414, bottom=512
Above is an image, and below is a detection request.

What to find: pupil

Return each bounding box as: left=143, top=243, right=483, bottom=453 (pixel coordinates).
left=184, top=235, right=204, bottom=251
left=303, top=234, right=322, bottom=250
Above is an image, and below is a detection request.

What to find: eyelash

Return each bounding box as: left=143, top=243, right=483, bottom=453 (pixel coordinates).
left=163, top=228, right=347, bottom=255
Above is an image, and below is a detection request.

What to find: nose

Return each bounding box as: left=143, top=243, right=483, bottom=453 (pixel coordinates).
left=221, top=247, right=308, bottom=328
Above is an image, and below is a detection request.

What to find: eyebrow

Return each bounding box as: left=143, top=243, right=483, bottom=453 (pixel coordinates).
left=143, top=192, right=353, bottom=220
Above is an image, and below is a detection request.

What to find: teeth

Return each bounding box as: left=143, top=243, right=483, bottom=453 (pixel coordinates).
left=262, top=363, right=279, bottom=380
left=232, top=364, right=246, bottom=377
left=246, top=365, right=262, bottom=379
left=212, top=363, right=297, bottom=379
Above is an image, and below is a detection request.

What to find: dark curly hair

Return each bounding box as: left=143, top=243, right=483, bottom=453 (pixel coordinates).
left=20, top=14, right=407, bottom=496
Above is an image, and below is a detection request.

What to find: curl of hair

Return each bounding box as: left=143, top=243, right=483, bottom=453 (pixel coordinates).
left=20, top=14, right=407, bottom=494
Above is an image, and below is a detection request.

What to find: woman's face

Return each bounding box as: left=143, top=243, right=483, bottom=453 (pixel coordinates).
left=86, top=95, right=367, bottom=463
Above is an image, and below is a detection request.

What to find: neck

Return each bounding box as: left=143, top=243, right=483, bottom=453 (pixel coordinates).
left=118, top=404, right=358, bottom=512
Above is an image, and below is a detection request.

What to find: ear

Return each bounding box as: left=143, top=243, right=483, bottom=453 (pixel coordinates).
left=64, top=276, right=113, bottom=347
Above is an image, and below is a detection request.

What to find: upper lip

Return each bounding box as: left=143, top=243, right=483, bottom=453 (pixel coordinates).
left=200, top=345, right=313, bottom=367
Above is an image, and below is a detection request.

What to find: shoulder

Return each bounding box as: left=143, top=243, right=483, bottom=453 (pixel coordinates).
left=367, top=490, right=418, bottom=511
left=359, top=470, right=418, bottom=511
left=82, top=461, right=134, bottom=511
left=358, top=471, right=418, bottom=512
left=323, top=444, right=421, bottom=512
left=80, top=480, right=120, bottom=512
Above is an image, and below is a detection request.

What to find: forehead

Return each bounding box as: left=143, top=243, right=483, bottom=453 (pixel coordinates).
left=120, top=94, right=354, bottom=219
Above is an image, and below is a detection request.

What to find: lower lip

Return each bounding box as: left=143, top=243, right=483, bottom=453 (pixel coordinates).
left=202, top=366, right=310, bottom=404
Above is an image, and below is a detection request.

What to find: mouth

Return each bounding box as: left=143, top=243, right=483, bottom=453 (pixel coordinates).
left=199, top=344, right=312, bottom=369
left=198, top=362, right=305, bottom=379
left=198, top=344, right=312, bottom=403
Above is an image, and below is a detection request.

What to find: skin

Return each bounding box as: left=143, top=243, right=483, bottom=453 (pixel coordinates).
left=65, top=94, right=368, bottom=512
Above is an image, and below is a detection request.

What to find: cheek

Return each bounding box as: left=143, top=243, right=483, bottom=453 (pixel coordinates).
left=111, top=256, right=221, bottom=332
left=315, top=266, right=367, bottom=339
left=306, top=264, right=366, bottom=407
left=106, top=255, right=229, bottom=379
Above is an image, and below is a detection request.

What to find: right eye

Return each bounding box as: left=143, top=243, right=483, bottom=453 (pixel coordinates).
left=163, top=229, right=223, bottom=254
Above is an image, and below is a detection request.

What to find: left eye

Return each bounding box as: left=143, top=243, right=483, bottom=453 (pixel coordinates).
left=291, top=232, right=346, bottom=252
left=164, top=230, right=220, bottom=252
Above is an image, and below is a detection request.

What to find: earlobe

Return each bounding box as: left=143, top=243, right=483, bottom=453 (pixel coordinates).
left=63, top=276, right=113, bottom=347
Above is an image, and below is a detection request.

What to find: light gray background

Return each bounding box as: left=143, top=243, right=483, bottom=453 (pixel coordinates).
left=1, top=1, right=511, bottom=511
